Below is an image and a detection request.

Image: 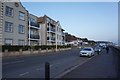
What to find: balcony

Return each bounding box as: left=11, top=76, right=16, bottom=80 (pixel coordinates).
left=29, top=34, right=39, bottom=39
left=51, top=28, right=55, bottom=32
left=47, top=28, right=56, bottom=33
left=51, top=37, right=55, bottom=41
left=62, top=32, right=65, bottom=36
left=30, top=22, right=39, bottom=28
left=47, top=37, right=55, bottom=41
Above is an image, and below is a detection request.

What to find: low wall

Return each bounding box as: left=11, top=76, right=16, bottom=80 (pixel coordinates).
left=111, top=45, right=120, bottom=52
left=1, top=48, right=71, bottom=58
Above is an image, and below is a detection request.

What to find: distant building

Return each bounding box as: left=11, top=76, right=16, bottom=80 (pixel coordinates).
left=65, top=33, right=80, bottom=42
left=96, top=41, right=111, bottom=46
left=64, top=33, right=82, bottom=46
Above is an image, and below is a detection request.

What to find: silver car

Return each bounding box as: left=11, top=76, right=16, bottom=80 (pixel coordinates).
left=79, top=47, right=95, bottom=57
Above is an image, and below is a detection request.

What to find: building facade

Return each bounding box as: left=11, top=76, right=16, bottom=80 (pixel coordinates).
left=38, top=15, right=65, bottom=45
left=56, top=21, right=65, bottom=45
left=0, top=2, right=28, bottom=45
left=0, top=1, right=65, bottom=46
left=28, top=14, right=41, bottom=46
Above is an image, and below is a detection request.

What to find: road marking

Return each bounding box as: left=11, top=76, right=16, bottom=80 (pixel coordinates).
left=19, top=72, right=29, bottom=76
left=3, top=60, right=24, bottom=65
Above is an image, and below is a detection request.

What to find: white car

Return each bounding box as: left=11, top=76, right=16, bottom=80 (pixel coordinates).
left=79, top=47, right=94, bottom=57
left=94, top=46, right=102, bottom=52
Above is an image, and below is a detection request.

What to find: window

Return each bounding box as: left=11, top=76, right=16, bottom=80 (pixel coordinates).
left=5, top=39, right=13, bottom=45
left=5, top=21, right=13, bottom=32
left=83, top=48, right=92, bottom=51
left=57, top=34, right=59, bottom=39
left=57, top=27, right=59, bottom=31
left=18, top=40, right=25, bottom=45
left=19, top=11, right=25, bottom=20
left=30, top=18, right=35, bottom=23
left=18, top=25, right=25, bottom=34
left=5, top=6, right=13, bottom=17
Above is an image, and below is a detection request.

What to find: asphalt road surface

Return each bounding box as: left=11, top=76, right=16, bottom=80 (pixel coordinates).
left=61, top=47, right=119, bottom=79
left=2, top=47, right=119, bottom=79
left=3, top=48, right=87, bottom=78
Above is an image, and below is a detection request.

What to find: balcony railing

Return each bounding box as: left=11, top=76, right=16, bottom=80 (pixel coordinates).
left=30, top=22, right=39, bottom=28
left=51, top=37, right=55, bottom=41
left=29, top=34, right=39, bottom=39
left=47, top=28, right=56, bottom=32
left=47, top=37, right=55, bottom=41
left=51, top=28, right=55, bottom=32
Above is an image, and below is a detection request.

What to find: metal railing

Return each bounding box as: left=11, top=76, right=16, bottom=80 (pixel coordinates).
left=47, top=37, right=55, bottom=41
left=47, top=28, right=56, bottom=32
left=29, top=34, right=39, bottom=39
left=30, top=22, right=39, bottom=28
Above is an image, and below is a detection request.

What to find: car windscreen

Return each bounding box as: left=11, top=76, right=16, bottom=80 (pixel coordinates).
left=82, top=48, right=91, bottom=51
left=95, top=47, right=100, bottom=49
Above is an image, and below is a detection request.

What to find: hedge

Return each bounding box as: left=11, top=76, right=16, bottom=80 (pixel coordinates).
left=2, top=45, right=71, bottom=52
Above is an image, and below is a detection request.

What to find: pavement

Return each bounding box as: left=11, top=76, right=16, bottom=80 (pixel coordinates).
left=60, top=47, right=119, bottom=79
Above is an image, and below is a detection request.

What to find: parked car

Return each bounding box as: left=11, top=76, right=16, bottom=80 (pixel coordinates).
left=94, top=46, right=102, bottom=52
left=79, top=47, right=94, bottom=57
left=102, top=45, right=107, bottom=49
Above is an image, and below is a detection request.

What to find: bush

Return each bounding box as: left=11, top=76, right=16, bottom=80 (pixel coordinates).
left=2, top=45, right=71, bottom=52
left=2, top=45, right=31, bottom=52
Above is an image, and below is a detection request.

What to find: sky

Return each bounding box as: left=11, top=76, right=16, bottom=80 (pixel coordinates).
left=22, top=2, right=118, bottom=44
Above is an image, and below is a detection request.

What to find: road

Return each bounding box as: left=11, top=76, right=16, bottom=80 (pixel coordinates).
left=61, top=47, right=118, bottom=79
left=2, top=48, right=87, bottom=78
left=2, top=47, right=119, bottom=79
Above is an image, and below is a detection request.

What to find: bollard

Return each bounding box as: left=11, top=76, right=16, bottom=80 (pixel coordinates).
left=45, top=62, right=50, bottom=80
left=52, top=48, right=53, bottom=52
left=59, top=48, right=60, bottom=51
left=5, top=49, right=8, bottom=53
left=38, top=48, right=41, bottom=53
left=46, top=48, right=49, bottom=52
left=4, top=49, right=8, bottom=56
left=19, top=49, right=23, bottom=55
left=30, top=49, right=33, bottom=54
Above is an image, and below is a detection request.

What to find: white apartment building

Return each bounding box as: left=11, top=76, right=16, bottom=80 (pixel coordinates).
left=38, top=15, right=65, bottom=45
left=0, top=1, right=65, bottom=46
left=28, top=14, right=41, bottom=46
left=56, top=21, right=65, bottom=45
left=0, top=1, right=28, bottom=45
